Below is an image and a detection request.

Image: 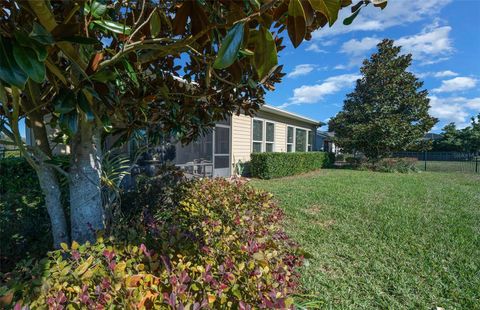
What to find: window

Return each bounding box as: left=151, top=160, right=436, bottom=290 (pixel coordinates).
left=252, top=119, right=275, bottom=153
left=252, top=119, right=263, bottom=153
left=308, top=130, right=313, bottom=151
left=287, top=126, right=294, bottom=152
left=265, top=122, right=275, bottom=152
left=295, top=128, right=307, bottom=152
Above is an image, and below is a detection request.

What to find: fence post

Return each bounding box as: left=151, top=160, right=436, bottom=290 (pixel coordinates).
left=424, top=151, right=427, bottom=171
left=476, top=157, right=478, bottom=173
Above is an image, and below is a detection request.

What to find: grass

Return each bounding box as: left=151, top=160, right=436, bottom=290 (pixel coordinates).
left=251, top=169, right=480, bottom=309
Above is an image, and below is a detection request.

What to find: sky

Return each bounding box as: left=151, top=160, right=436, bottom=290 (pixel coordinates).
left=266, top=0, right=480, bottom=132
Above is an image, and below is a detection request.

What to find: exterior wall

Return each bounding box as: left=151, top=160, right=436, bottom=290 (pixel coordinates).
left=231, top=113, right=252, bottom=164
left=231, top=110, right=317, bottom=168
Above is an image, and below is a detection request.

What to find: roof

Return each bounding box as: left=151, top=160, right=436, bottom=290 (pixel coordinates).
left=316, top=131, right=335, bottom=139
left=260, top=105, right=322, bottom=126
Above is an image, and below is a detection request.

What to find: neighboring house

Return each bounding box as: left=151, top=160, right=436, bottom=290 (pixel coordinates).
left=315, top=131, right=337, bottom=153
left=26, top=105, right=321, bottom=177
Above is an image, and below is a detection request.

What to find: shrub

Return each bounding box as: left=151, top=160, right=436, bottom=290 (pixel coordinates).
left=361, top=157, right=419, bottom=173
left=3, top=178, right=303, bottom=309
left=250, top=152, right=333, bottom=179
left=0, top=158, right=52, bottom=272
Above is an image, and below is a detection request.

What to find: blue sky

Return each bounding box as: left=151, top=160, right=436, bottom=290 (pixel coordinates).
left=266, top=0, right=480, bottom=132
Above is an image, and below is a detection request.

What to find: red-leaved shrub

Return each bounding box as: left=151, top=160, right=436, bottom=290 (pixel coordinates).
left=2, top=178, right=303, bottom=309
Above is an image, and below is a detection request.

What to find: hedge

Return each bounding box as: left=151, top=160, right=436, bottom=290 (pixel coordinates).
left=250, top=152, right=334, bottom=179
left=0, top=156, right=69, bottom=273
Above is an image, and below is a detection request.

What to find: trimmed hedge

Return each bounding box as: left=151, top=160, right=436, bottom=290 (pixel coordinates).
left=250, top=152, right=334, bottom=179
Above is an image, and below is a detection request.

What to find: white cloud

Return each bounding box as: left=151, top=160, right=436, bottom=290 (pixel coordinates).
left=278, top=74, right=360, bottom=108
left=465, top=98, right=480, bottom=110
left=311, top=0, right=452, bottom=39
left=416, top=70, right=459, bottom=78
left=305, top=43, right=327, bottom=53
left=340, top=37, right=380, bottom=56
left=432, top=77, right=477, bottom=93
left=434, top=70, right=458, bottom=78
left=287, top=64, right=316, bottom=78
left=429, top=96, right=470, bottom=125
left=336, top=23, right=454, bottom=69
left=396, top=25, right=454, bottom=64
left=429, top=96, right=480, bottom=128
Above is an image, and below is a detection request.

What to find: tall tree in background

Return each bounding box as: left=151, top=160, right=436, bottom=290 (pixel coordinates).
left=329, top=39, right=437, bottom=160
left=0, top=0, right=388, bottom=246
left=433, top=115, right=480, bottom=153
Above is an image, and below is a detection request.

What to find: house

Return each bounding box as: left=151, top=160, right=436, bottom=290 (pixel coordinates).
left=172, top=105, right=322, bottom=177
left=26, top=105, right=322, bottom=177
left=315, top=131, right=337, bottom=154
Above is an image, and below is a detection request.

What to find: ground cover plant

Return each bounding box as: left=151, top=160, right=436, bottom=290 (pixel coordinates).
left=2, top=177, right=303, bottom=308
left=251, top=169, right=480, bottom=309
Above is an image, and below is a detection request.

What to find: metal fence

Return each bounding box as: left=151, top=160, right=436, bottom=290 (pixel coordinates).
left=392, top=151, right=479, bottom=173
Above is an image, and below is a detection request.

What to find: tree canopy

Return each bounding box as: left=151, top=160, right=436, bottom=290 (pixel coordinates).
left=432, top=115, right=480, bottom=153
left=0, top=0, right=387, bottom=245
left=329, top=39, right=437, bottom=160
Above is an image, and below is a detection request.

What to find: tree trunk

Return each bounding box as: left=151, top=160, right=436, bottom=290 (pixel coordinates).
left=26, top=103, right=70, bottom=248
left=69, top=121, right=104, bottom=243
left=36, top=165, right=70, bottom=248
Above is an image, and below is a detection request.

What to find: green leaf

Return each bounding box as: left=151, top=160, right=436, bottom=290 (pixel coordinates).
left=309, top=0, right=341, bottom=26
left=30, top=22, right=54, bottom=45
left=0, top=37, right=28, bottom=89
left=150, top=11, right=161, bottom=38
left=122, top=59, right=139, bottom=88
left=60, top=36, right=101, bottom=45
left=287, top=0, right=307, bottom=48
left=54, top=89, right=76, bottom=114
left=85, top=1, right=108, bottom=18
left=253, top=27, right=278, bottom=80
left=93, top=20, right=132, bottom=35
left=239, top=48, right=254, bottom=56
left=13, top=43, right=46, bottom=83
left=77, top=90, right=95, bottom=122
left=343, top=7, right=361, bottom=25
left=91, top=69, right=117, bottom=82
left=14, top=31, right=48, bottom=61
left=213, top=22, right=245, bottom=69
left=101, top=115, right=112, bottom=132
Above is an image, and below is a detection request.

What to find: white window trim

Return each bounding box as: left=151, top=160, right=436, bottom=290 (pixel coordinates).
left=252, top=118, right=276, bottom=153
left=286, top=125, right=313, bottom=152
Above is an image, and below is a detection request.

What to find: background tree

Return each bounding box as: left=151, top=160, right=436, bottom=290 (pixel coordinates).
left=0, top=0, right=388, bottom=246
left=329, top=39, right=437, bottom=160
left=432, top=115, right=480, bottom=153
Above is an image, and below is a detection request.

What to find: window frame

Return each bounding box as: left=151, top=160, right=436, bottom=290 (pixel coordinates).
left=265, top=121, right=275, bottom=153
left=286, top=125, right=314, bottom=152
left=251, top=118, right=276, bottom=153
left=286, top=126, right=294, bottom=152
left=252, top=119, right=264, bottom=153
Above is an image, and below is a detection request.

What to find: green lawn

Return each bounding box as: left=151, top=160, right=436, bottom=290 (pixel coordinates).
left=251, top=169, right=480, bottom=309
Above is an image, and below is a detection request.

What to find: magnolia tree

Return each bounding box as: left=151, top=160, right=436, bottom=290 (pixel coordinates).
left=329, top=39, right=437, bottom=160
left=0, top=0, right=387, bottom=245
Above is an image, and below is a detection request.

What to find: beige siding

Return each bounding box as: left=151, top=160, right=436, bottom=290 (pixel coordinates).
left=231, top=113, right=252, bottom=165
left=231, top=110, right=317, bottom=166
left=275, top=122, right=286, bottom=152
